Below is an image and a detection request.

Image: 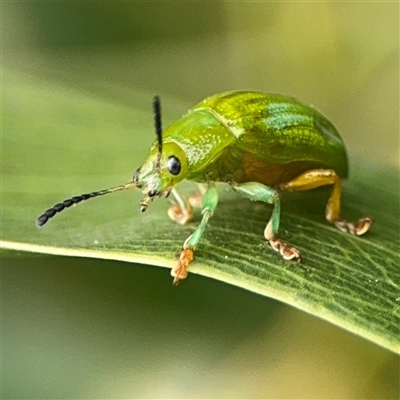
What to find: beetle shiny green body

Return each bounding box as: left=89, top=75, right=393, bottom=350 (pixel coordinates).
left=163, top=91, right=348, bottom=185
left=37, top=91, right=372, bottom=285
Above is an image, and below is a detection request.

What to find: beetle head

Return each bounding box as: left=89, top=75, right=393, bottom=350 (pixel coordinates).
left=133, top=140, right=188, bottom=212
left=131, top=96, right=189, bottom=212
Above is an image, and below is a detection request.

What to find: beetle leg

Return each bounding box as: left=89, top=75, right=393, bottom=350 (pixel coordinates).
left=167, top=188, right=194, bottom=225
left=171, top=184, right=219, bottom=285
left=187, top=183, right=207, bottom=208
left=168, top=185, right=206, bottom=225
left=233, top=182, right=302, bottom=262
left=279, top=169, right=373, bottom=235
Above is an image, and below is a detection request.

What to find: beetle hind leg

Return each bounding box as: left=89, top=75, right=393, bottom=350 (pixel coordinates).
left=279, top=169, right=373, bottom=235
left=234, top=182, right=302, bottom=262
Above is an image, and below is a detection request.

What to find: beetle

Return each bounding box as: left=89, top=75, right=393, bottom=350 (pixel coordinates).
left=37, top=91, right=373, bottom=284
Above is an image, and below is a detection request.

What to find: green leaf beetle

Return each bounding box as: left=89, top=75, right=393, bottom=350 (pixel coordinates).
left=37, top=91, right=373, bottom=284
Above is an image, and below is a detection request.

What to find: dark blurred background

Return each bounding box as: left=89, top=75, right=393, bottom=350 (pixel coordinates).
left=2, top=2, right=399, bottom=398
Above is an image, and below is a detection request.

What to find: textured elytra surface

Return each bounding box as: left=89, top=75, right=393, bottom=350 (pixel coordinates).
left=2, top=70, right=399, bottom=353
left=165, top=91, right=349, bottom=182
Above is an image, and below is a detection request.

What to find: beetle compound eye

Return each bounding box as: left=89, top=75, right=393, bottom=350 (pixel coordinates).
left=166, top=156, right=181, bottom=176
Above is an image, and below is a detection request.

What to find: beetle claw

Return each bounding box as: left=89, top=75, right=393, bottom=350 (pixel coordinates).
left=269, top=237, right=302, bottom=262
left=334, top=217, right=373, bottom=236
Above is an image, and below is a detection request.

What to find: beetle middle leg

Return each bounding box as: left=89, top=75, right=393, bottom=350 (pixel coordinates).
left=233, top=182, right=302, bottom=262
left=279, top=169, right=372, bottom=235
left=171, top=184, right=219, bottom=285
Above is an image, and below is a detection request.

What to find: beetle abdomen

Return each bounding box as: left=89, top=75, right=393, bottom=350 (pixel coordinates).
left=239, top=156, right=334, bottom=186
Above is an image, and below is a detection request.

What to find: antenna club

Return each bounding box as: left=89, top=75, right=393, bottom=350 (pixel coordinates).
left=36, top=194, right=90, bottom=227
left=36, top=183, right=135, bottom=227
left=153, top=95, right=163, bottom=171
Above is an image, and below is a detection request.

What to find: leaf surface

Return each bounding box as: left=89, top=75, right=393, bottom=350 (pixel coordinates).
left=2, top=70, right=399, bottom=353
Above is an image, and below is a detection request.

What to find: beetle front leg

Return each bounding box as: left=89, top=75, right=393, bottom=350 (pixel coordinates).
left=167, top=188, right=194, bottom=225
left=188, top=183, right=207, bottom=208
left=233, top=182, right=302, bottom=262
left=171, top=184, right=218, bottom=285
left=167, top=185, right=206, bottom=225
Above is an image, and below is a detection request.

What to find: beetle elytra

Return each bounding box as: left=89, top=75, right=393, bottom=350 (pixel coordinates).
left=37, top=91, right=373, bottom=284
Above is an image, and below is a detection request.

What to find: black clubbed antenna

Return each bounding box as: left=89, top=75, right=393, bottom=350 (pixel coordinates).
left=153, top=96, right=162, bottom=172
left=36, top=182, right=136, bottom=227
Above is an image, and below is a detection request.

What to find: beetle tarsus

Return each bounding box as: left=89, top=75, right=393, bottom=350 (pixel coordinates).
left=269, top=237, right=302, bottom=262
left=334, top=217, right=373, bottom=236
left=171, top=248, right=194, bottom=285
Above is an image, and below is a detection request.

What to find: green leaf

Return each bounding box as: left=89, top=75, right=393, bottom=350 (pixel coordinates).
left=2, top=70, right=399, bottom=354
